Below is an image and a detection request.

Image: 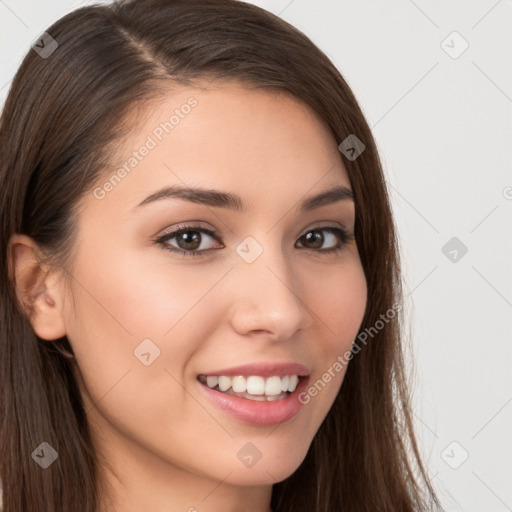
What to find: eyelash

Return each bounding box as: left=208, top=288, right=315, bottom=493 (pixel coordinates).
left=154, top=223, right=354, bottom=258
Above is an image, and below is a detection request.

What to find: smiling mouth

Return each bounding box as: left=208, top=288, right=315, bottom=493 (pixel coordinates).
left=197, top=374, right=302, bottom=402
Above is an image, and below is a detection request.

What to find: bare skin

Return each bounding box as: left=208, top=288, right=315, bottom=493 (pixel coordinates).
left=10, top=83, right=367, bottom=512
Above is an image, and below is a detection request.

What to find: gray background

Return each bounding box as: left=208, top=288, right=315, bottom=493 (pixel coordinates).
left=1, top=1, right=511, bottom=510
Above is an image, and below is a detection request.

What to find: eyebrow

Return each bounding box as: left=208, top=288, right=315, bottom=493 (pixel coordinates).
left=130, top=183, right=354, bottom=214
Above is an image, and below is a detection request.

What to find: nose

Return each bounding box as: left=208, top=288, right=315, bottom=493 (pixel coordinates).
left=228, top=239, right=314, bottom=341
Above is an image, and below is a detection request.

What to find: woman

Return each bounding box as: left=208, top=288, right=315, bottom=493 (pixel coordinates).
left=0, top=0, right=443, bottom=510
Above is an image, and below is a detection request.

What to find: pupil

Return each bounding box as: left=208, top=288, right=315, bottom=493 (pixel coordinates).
left=305, top=230, right=323, bottom=249
left=179, top=231, right=200, bottom=250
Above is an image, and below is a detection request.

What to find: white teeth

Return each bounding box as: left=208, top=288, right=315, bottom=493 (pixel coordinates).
left=246, top=393, right=266, bottom=401
left=264, top=376, right=283, bottom=396
left=288, top=375, right=299, bottom=392
left=201, top=374, right=302, bottom=396
left=218, top=376, right=232, bottom=392
left=231, top=375, right=246, bottom=393
left=246, top=376, right=265, bottom=395
left=206, top=376, right=219, bottom=388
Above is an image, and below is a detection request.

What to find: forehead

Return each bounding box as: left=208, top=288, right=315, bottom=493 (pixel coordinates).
left=87, top=83, right=351, bottom=215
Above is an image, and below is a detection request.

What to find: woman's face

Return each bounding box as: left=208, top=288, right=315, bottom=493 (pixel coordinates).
left=58, top=84, right=367, bottom=497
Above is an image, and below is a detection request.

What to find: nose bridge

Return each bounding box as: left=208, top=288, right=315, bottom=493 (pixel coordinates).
left=228, top=233, right=312, bottom=338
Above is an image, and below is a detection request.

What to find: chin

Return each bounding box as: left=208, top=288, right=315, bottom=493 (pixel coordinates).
left=212, top=439, right=311, bottom=486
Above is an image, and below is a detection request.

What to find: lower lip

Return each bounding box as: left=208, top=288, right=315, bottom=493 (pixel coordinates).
left=198, top=377, right=309, bottom=426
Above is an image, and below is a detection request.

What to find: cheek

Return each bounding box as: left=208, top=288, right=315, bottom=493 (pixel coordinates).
left=309, top=258, right=367, bottom=357
left=66, top=248, right=227, bottom=342
left=297, top=258, right=367, bottom=421
left=63, top=250, right=230, bottom=405
left=63, top=251, right=229, bottom=461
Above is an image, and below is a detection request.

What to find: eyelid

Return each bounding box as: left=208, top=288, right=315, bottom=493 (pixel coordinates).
left=155, top=220, right=219, bottom=237
left=155, top=220, right=352, bottom=242
left=303, top=221, right=351, bottom=233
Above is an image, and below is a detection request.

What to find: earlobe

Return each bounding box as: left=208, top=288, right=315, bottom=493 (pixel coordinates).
left=8, top=234, right=67, bottom=341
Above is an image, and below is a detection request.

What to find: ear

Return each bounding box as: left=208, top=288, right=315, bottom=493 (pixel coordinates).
left=8, top=234, right=67, bottom=341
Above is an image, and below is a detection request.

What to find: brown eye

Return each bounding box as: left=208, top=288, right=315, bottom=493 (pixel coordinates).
left=156, top=225, right=222, bottom=257
left=296, top=227, right=352, bottom=253
left=300, top=230, right=324, bottom=249
left=155, top=224, right=353, bottom=258
left=174, top=230, right=202, bottom=251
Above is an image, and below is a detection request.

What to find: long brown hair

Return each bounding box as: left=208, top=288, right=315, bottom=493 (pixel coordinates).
left=0, top=1, right=443, bottom=510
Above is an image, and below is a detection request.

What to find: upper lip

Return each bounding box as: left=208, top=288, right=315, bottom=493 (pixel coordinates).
left=198, top=362, right=310, bottom=378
